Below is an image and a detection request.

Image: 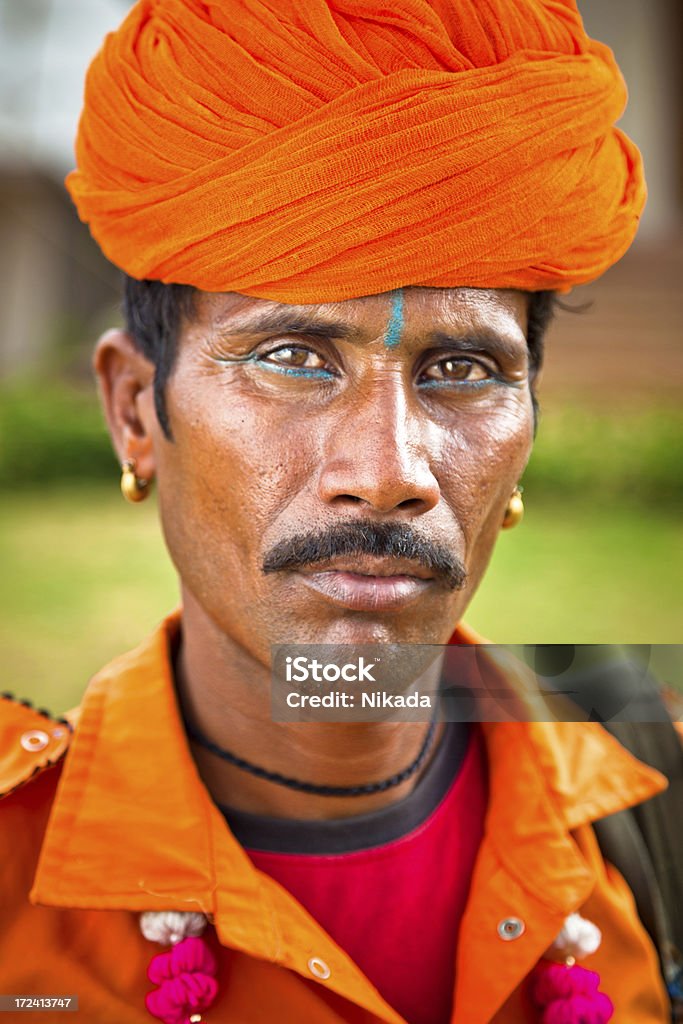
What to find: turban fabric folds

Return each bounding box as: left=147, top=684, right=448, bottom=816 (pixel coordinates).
left=67, top=0, right=645, bottom=301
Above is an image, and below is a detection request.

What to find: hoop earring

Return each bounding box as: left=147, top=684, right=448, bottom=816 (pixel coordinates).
left=502, top=487, right=524, bottom=529
left=120, top=459, right=150, bottom=503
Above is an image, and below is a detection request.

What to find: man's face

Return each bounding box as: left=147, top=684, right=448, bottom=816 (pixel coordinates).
left=151, top=287, right=533, bottom=660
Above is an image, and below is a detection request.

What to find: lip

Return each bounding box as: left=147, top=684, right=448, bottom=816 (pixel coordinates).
left=299, top=555, right=435, bottom=581
left=297, top=569, right=435, bottom=612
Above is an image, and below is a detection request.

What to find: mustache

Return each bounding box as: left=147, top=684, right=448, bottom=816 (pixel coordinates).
left=262, top=521, right=468, bottom=591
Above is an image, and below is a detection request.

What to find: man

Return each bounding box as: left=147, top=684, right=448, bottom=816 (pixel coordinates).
left=0, top=1, right=673, bottom=1022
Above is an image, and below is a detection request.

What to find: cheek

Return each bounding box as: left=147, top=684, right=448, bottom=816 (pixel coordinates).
left=439, top=397, right=534, bottom=549
left=154, top=384, right=320, bottom=576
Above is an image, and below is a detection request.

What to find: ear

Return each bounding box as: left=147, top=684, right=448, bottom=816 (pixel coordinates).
left=93, top=329, right=159, bottom=483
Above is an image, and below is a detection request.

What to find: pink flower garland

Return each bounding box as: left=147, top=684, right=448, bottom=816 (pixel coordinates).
left=529, top=961, right=614, bottom=1023
left=140, top=912, right=218, bottom=1024
left=528, top=913, right=614, bottom=1024
left=138, top=909, right=614, bottom=1023
left=145, top=936, right=218, bottom=1024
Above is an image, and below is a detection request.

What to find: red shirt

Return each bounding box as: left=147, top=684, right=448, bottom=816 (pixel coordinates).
left=223, top=725, right=488, bottom=1024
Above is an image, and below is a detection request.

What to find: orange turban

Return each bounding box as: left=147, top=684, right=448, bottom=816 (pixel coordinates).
left=66, top=0, right=645, bottom=302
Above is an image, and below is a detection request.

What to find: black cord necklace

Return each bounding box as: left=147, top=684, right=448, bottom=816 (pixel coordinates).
left=184, top=716, right=439, bottom=797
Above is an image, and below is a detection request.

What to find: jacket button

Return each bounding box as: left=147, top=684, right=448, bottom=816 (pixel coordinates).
left=497, top=916, right=525, bottom=940
left=20, top=730, right=50, bottom=752
left=308, top=956, right=331, bottom=980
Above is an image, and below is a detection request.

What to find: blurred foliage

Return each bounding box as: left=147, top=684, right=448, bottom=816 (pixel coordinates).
left=526, top=407, right=683, bottom=505
left=0, top=377, right=682, bottom=504
left=0, top=377, right=114, bottom=488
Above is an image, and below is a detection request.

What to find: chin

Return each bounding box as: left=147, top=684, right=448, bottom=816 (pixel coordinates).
left=283, top=612, right=459, bottom=648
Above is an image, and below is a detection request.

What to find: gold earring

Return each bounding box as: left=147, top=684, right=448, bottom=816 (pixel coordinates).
left=120, top=459, right=150, bottom=503
left=502, top=487, right=524, bottom=529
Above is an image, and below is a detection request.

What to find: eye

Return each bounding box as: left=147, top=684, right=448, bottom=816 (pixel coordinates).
left=420, top=357, right=491, bottom=384
left=260, top=345, right=331, bottom=372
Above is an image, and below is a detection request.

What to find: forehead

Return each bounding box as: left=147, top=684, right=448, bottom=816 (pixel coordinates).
left=191, top=286, right=529, bottom=343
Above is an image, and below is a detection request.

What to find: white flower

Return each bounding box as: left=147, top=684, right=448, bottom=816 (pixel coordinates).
left=139, top=910, right=208, bottom=946
left=546, top=913, right=602, bottom=960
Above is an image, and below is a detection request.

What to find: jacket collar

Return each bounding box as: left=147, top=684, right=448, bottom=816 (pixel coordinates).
left=30, top=610, right=667, bottom=1023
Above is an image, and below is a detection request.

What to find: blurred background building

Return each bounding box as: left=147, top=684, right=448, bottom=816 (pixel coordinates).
left=0, top=1, right=129, bottom=378
left=0, top=0, right=681, bottom=384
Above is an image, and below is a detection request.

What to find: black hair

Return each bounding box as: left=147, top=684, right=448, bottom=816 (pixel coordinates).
left=122, top=277, right=196, bottom=439
left=122, top=275, right=556, bottom=439
left=525, top=287, right=556, bottom=433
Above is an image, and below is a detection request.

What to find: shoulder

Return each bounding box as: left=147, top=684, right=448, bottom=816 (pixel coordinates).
left=0, top=694, right=77, bottom=901
left=0, top=692, right=75, bottom=801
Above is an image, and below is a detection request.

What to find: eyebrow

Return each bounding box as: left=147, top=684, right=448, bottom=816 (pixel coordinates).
left=428, top=329, right=526, bottom=362
left=212, top=309, right=359, bottom=341
left=212, top=309, right=525, bottom=358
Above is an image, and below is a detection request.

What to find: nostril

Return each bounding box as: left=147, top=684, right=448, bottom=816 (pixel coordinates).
left=318, top=456, right=440, bottom=514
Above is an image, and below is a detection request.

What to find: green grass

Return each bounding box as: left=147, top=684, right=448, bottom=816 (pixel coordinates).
left=1, top=486, right=681, bottom=713
left=467, top=499, right=683, bottom=644
left=0, top=487, right=178, bottom=712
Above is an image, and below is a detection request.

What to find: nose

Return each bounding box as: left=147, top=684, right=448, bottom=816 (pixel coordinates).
left=316, top=376, right=440, bottom=515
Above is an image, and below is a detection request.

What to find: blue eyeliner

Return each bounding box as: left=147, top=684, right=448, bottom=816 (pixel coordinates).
left=419, top=377, right=522, bottom=391
left=213, top=344, right=519, bottom=388
left=213, top=351, right=335, bottom=380
left=382, top=289, right=404, bottom=349
left=257, top=362, right=335, bottom=380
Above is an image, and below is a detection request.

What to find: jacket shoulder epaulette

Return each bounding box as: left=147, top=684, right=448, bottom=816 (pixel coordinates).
left=0, top=693, right=74, bottom=799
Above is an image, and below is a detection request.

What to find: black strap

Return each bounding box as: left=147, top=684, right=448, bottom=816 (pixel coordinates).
left=599, top=717, right=683, bottom=1020
left=604, top=718, right=683, bottom=951
left=541, top=655, right=683, bottom=1017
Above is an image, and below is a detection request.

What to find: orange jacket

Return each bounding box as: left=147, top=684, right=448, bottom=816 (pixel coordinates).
left=0, top=612, right=671, bottom=1023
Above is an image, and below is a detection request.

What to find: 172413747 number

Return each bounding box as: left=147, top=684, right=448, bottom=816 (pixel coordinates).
left=0, top=996, right=78, bottom=1012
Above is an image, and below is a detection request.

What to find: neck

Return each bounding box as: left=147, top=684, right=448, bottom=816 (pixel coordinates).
left=174, top=589, right=446, bottom=820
